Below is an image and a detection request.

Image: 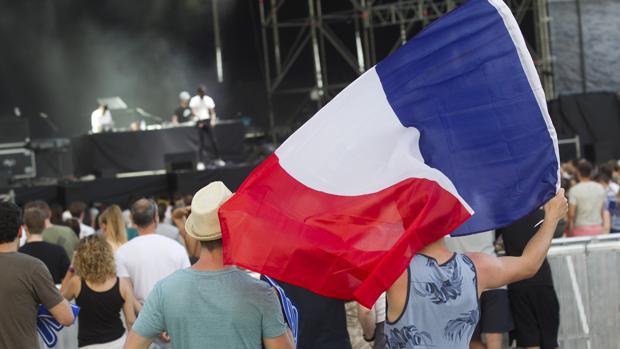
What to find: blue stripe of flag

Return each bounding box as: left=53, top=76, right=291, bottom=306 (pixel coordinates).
left=375, top=0, right=557, bottom=235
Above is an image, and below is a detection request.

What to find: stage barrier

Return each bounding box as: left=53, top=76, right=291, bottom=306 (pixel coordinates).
left=548, top=234, right=620, bottom=349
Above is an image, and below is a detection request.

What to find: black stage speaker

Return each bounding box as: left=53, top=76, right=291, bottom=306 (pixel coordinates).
left=165, top=152, right=197, bottom=173
left=31, top=138, right=73, bottom=179
left=213, top=120, right=245, bottom=162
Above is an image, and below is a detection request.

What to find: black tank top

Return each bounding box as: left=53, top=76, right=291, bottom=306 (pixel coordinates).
left=76, top=277, right=125, bottom=347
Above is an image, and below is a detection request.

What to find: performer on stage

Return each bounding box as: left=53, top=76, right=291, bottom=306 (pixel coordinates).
left=190, top=85, right=223, bottom=165
left=90, top=104, right=114, bottom=133
left=171, top=91, right=194, bottom=124
left=189, top=85, right=216, bottom=124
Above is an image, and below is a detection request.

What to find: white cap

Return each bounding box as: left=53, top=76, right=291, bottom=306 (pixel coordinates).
left=179, top=91, right=191, bottom=101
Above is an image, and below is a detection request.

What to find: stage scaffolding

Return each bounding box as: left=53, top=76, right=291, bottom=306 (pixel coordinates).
left=257, top=0, right=554, bottom=139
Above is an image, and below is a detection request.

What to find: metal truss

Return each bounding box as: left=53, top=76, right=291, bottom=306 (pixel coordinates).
left=258, top=0, right=554, bottom=139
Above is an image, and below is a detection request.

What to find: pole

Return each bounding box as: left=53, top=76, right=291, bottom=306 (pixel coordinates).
left=270, top=0, right=282, bottom=75
left=259, top=0, right=277, bottom=143
left=575, top=0, right=587, bottom=92
left=213, top=0, right=223, bottom=83
left=534, top=0, right=554, bottom=99
left=361, top=0, right=371, bottom=70
left=317, top=0, right=329, bottom=97
left=308, top=0, right=325, bottom=107
left=354, top=14, right=365, bottom=73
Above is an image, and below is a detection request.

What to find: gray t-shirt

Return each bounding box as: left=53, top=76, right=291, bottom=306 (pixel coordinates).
left=0, top=252, right=64, bottom=349
left=133, top=267, right=287, bottom=349
left=568, top=181, right=606, bottom=227
left=155, top=223, right=183, bottom=245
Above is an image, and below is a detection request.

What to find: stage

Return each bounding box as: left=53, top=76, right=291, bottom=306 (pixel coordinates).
left=2, top=163, right=256, bottom=207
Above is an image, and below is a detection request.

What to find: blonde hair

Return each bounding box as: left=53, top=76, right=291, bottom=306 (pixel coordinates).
left=99, top=205, right=127, bottom=246
left=73, top=235, right=116, bottom=284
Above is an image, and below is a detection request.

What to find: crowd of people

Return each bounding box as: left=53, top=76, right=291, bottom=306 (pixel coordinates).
left=0, top=182, right=295, bottom=349
left=0, top=158, right=618, bottom=349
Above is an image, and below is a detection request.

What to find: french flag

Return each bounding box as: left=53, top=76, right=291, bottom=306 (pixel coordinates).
left=220, top=0, right=559, bottom=307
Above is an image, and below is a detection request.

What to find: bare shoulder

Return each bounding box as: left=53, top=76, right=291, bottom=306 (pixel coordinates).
left=463, top=252, right=497, bottom=293
left=464, top=252, right=495, bottom=272
left=70, top=275, right=82, bottom=296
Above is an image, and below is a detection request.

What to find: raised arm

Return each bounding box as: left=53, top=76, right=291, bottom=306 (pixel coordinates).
left=468, top=190, right=567, bottom=292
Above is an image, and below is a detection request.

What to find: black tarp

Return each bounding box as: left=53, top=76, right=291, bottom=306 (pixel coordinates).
left=548, top=92, right=620, bottom=162
left=72, top=123, right=247, bottom=177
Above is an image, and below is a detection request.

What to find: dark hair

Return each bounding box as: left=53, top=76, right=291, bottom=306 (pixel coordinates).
left=157, top=203, right=168, bottom=222
left=595, top=171, right=611, bottom=184
left=577, top=160, right=593, bottom=178
left=66, top=218, right=81, bottom=238
left=183, top=194, right=193, bottom=206
left=24, top=200, right=51, bottom=219
left=131, top=198, right=157, bottom=228
left=68, top=201, right=87, bottom=218
left=0, top=201, right=22, bottom=244
left=599, top=164, right=613, bottom=179
left=49, top=203, right=65, bottom=225
left=200, top=239, right=223, bottom=252
left=23, top=208, right=47, bottom=235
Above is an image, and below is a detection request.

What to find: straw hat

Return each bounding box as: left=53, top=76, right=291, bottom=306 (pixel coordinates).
left=185, top=181, right=233, bottom=241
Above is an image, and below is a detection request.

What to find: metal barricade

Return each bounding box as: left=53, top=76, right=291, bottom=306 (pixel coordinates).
left=548, top=235, right=620, bottom=349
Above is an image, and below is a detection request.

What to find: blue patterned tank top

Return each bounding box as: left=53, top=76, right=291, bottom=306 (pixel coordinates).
left=385, top=253, right=479, bottom=348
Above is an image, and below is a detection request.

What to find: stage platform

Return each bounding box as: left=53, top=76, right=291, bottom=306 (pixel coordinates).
left=1, top=163, right=256, bottom=207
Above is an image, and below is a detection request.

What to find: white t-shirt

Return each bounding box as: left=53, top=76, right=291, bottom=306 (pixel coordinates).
left=189, top=95, right=215, bottom=120
left=372, top=292, right=386, bottom=323
left=79, top=223, right=95, bottom=239
left=91, top=108, right=113, bottom=133
left=115, top=234, right=190, bottom=303
left=444, top=230, right=496, bottom=256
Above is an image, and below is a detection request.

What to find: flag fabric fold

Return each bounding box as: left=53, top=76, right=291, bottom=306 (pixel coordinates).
left=220, top=0, right=559, bottom=307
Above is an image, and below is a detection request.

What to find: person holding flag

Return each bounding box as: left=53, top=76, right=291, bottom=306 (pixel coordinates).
left=220, top=0, right=560, bottom=310
left=384, top=190, right=566, bottom=348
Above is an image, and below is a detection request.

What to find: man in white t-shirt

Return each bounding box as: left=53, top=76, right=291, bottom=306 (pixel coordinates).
left=91, top=104, right=113, bottom=133
left=116, top=199, right=190, bottom=307
left=66, top=201, right=95, bottom=239
left=189, top=85, right=217, bottom=122
left=190, top=85, right=225, bottom=165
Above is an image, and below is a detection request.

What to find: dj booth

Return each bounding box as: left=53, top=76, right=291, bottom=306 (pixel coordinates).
left=72, top=122, right=246, bottom=177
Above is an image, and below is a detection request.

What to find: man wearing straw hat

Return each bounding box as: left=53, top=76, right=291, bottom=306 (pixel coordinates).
left=124, top=182, right=294, bottom=349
